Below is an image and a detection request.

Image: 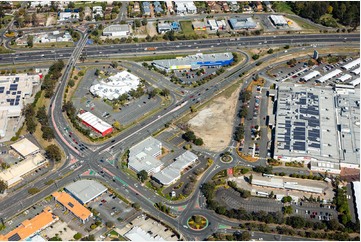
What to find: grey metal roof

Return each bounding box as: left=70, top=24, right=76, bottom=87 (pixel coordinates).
left=128, top=137, right=163, bottom=173
left=65, top=180, right=107, bottom=204
left=274, top=85, right=340, bottom=162
left=153, top=150, right=197, bottom=185
left=229, top=17, right=256, bottom=29
left=103, top=24, right=129, bottom=33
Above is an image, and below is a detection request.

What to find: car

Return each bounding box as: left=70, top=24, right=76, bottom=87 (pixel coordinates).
left=99, top=203, right=103, bottom=206
left=111, top=140, right=115, bottom=143
left=99, top=159, right=104, bottom=162
left=101, top=199, right=106, bottom=203
left=112, top=207, right=116, bottom=210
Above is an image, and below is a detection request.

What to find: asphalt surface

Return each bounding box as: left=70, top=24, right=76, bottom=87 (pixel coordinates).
left=0, top=32, right=359, bottom=240
left=0, top=33, right=358, bottom=64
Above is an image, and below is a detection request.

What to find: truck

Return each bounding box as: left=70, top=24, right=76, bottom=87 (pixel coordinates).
left=144, top=47, right=157, bottom=51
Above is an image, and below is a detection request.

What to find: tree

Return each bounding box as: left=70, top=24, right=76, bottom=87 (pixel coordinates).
left=95, top=69, right=100, bottom=76
left=283, top=206, right=293, bottom=214
left=68, top=79, right=75, bottom=87
left=45, top=145, right=62, bottom=162
left=42, top=126, right=55, bottom=141
left=0, top=179, right=7, bottom=193
left=134, top=19, right=141, bottom=28
left=68, top=2, right=75, bottom=9
left=27, top=35, right=34, bottom=48
left=194, top=138, right=203, bottom=146
left=111, top=61, right=118, bottom=68
left=267, top=48, right=274, bottom=54
left=249, top=174, right=253, bottom=183
left=281, top=196, right=292, bottom=203
left=132, top=202, right=140, bottom=210
left=183, top=131, right=196, bottom=142
left=137, top=170, right=148, bottom=182
left=105, top=221, right=114, bottom=228
left=160, top=88, right=170, bottom=97
left=327, top=5, right=333, bottom=14
left=252, top=54, right=260, bottom=60
left=113, top=121, right=121, bottom=130
left=36, top=106, right=48, bottom=125
left=81, top=235, right=95, bottom=241
left=141, top=18, right=148, bottom=26
left=73, top=233, right=82, bottom=240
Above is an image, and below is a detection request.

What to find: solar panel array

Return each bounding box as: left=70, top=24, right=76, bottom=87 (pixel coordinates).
left=275, top=88, right=322, bottom=154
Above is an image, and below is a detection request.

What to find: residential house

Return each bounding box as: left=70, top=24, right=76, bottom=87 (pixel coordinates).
left=175, top=1, right=197, bottom=15
left=133, top=2, right=141, bottom=13
left=93, top=6, right=103, bottom=18
left=58, top=12, right=79, bottom=21
left=229, top=1, right=240, bottom=12
left=222, top=2, right=230, bottom=12
left=84, top=6, right=92, bottom=19
left=153, top=1, right=163, bottom=14
left=142, top=1, right=151, bottom=16
left=158, top=22, right=172, bottom=34
left=166, top=0, right=174, bottom=13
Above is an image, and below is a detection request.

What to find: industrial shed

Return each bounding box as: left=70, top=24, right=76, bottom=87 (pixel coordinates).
left=316, top=69, right=342, bottom=83
left=300, top=70, right=320, bottom=82
left=77, top=112, right=113, bottom=136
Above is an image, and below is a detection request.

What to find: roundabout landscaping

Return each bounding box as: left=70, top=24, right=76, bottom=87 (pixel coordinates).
left=220, top=152, right=233, bottom=163
left=187, top=215, right=209, bottom=231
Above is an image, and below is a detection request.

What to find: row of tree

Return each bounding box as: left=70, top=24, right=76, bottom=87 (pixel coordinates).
left=42, top=60, right=65, bottom=98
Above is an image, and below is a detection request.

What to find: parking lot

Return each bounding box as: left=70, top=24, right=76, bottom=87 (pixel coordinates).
left=87, top=191, right=137, bottom=225
left=173, top=66, right=221, bottom=85
left=267, top=55, right=360, bottom=87
left=72, top=68, right=163, bottom=127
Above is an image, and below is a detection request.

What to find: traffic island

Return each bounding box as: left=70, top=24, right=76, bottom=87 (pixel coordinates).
left=187, top=215, right=209, bottom=231
left=220, top=152, right=233, bottom=163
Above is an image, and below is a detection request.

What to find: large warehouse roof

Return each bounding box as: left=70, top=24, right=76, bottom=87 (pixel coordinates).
left=350, top=78, right=360, bottom=87
left=274, top=85, right=339, bottom=163
left=301, top=70, right=320, bottom=81
left=65, top=180, right=107, bottom=204
left=0, top=153, right=47, bottom=186
left=77, top=112, right=112, bottom=134
left=0, top=207, right=58, bottom=241
left=89, top=71, right=140, bottom=100
left=341, top=58, right=360, bottom=71
left=125, top=226, right=165, bottom=241
left=352, top=181, right=361, bottom=221
left=52, top=192, right=92, bottom=221
left=317, top=69, right=342, bottom=83
left=11, top=138, right=39, bottom=157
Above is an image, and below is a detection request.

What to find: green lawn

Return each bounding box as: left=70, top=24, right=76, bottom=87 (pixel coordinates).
left=273, top=2, right=295, bottom=14
left=179, top=21, right=195, bottom=35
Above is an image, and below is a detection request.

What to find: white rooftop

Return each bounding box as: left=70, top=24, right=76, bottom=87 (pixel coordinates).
left=317, top=69, right=342, bottom=83
left=269, top=15, right=288, bottom=25
left=341, top=58, right=360, bottom=71
left=301, top=70, right=320, bottom=81
left=336, top=74, right=352, bottom=82
left=128, top=137, right=163, bottom=174
left=125, top=226, right=165, bottom=241
left=11, top=138, right=40, bottom=157
left=77, top=112, right=112, bottom=133
left=90, top=71, right=140, bottom=100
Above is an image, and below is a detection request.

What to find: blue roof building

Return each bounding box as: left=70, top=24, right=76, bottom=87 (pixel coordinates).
left=171, top=21, right=180, bottom=30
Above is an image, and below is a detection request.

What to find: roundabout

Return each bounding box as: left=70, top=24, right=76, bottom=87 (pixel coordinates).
left=220, top=152, right=233, bottom=163
left=187, top=215, right=209, bottom=231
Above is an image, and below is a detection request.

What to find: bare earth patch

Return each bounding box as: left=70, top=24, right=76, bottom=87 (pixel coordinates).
left=188, top=85, right=241, bottom=152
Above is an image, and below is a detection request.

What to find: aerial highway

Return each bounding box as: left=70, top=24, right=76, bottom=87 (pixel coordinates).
left=0, top=33, right=358, bottom=64
left=0, top=31, right=359, bottom=240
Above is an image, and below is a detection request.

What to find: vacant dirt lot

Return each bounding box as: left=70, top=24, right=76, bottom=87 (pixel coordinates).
left=188, top=85, right=241, bottom=152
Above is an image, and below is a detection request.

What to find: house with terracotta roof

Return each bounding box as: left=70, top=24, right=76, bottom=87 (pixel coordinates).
left=52, top=191, right=93, bottom=223
left=0, top=207, right=58, bottom=241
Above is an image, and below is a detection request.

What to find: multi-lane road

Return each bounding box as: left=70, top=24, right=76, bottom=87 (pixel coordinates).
left=0, top=34, right=358, bottom=64
left=0, top=32, right=359, bottom=240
